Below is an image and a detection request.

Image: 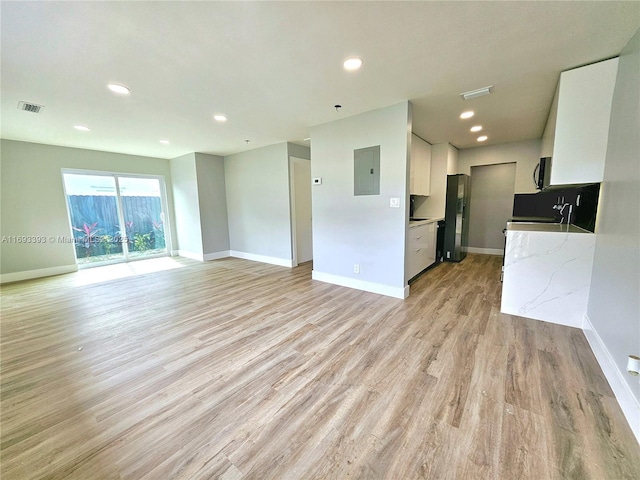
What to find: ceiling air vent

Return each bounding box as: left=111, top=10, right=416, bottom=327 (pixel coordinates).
left=17, top=101, right=44, bottom=113
left=460, top=86, right=493, bottom=101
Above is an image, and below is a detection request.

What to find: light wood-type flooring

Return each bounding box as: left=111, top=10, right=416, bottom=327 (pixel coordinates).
left=1, top=255, right=639, bottom=479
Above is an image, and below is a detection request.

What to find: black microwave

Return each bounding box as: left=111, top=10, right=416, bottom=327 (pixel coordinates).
left=533, top=157, right=552, bottom=190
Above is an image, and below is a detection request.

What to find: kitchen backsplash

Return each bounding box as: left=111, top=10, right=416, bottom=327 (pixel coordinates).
left=513, top=183, right=600, bottom=232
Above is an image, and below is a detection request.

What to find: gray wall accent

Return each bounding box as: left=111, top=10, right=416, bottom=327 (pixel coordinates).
left=224, top=143, right=293, bottom=261
left=468, top=163, right=516, bottom=250
left=0, top=139, right=175, bottom=275
left=458, top=139, right=541, bottom=194
left=287, top=143, right=311, bottom=160
left=195, top=153, right=230, bottom=255
left=587, top=30, right=640, bottom=404
left=310, top=102, right=410, bottom=291
left=170, top=153, right=203, bottom=255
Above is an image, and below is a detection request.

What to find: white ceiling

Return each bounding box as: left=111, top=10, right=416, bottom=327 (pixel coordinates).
left=1, top=2, right=638, bottom=160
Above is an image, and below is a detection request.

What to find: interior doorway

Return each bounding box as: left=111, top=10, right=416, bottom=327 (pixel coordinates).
left=289, top=157, right=313, bottom=265
left=62, top=171, right=170, bottom=267
left=468, top=163, right=516, bottom=254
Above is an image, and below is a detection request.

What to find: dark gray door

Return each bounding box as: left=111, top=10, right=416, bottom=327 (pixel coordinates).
left=468, top=163, right=516, bottom=252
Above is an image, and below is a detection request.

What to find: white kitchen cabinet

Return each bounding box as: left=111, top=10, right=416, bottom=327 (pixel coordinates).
left=425, top=221, right=437, bottom=266
left=406, top=221, right=437, bottom=281
left=407, top=224, right=427, bottom=280
left=410, top=134, right=432, bottom=196
left=546, top=58, right=619, bottom=185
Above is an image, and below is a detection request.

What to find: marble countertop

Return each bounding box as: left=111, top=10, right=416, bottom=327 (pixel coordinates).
left=409, top=217, right=443, bottom=227
left=502, top=221, right=596, bottom=328
left=506, top=222, right=592, bottom=234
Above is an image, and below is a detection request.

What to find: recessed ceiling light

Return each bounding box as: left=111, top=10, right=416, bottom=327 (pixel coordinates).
left=343, top=57, right=363, bottom=71
left=107, top=84, right=130, bottom=95
left=160, top=140, right=170, bottom=145
left=460, top=86, right=492, bottom=101
left=470, top=125, right=483, bottom=132
left=74, top=125, right=90, bottom=131
left=477, top=135, right=488, bottom=142
left=214, top=114, right=227, bottom=122
left=460, top=111, right=474, bottom=119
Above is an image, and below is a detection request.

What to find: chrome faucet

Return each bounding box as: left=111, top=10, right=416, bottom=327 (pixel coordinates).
left=553, top=197, right=573, bottom=225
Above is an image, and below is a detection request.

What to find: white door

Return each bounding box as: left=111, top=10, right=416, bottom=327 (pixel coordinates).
left=291, top=157, right=313, bottom=264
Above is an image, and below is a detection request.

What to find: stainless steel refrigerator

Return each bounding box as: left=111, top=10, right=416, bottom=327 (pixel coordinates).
left=444, top=174, right=470, bottom=262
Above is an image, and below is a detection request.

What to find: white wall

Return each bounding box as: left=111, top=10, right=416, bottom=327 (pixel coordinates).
left=457, top=139, right=541, bottom=194
left=310, top=102, right=411, bottom=299
left=584, top=28, right=639, bottom=441
left=170, top=153, right=203, bottom=257
left=194, top=153, right=230, bottom=257
left=0, top=139, right=175, bottom=281
left=224, top=142, right=293, bottom=265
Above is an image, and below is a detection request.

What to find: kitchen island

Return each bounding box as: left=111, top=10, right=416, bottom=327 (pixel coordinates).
left=501, top=221, right=596, bottom=328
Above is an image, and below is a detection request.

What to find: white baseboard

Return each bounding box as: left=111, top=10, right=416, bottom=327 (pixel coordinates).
left=583, top=314, right=640, bottom=444
left=178, top=250, right=231, bottom=262
left=177, top=249, right=292, bottom=267
left=230, top=250, right=293, bottom=268
left=203, top=250, right=230, bottom=261
left=312, top=270, right=409, bottom=299
left=0, top=264, right=78, bottom=284
left=467, top=247, right=503, bottom=256
left=177, top=250, right=204, bottom=261
left=170, top=249, right=179, bottom=256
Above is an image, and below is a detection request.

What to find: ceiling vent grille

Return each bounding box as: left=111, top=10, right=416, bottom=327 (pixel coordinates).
left=460, top=86, right=493, bottom=101
left=17, top=101, right=44, bottom=113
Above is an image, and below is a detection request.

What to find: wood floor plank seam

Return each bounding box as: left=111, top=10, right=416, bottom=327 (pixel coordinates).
left=1, top=255, right=639, bottom=479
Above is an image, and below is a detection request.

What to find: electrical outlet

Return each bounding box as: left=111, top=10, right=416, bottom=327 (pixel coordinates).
left=389, top=197, right=400, bottom=208
left=446, top=251, right=451, bottom=259
left=353, top=264, right=360, bottom=274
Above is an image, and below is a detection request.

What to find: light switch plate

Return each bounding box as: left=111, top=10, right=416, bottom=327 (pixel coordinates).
left=313, top=177, right=322, bottom=185
left=389, top=197, right=400, bottom=208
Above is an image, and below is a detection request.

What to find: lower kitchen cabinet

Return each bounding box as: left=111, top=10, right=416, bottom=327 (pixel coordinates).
left=407, top=221, right=437, bottom=281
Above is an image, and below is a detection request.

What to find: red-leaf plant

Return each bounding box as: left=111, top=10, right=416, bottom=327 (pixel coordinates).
left=72, top=222, right=100, bottom=254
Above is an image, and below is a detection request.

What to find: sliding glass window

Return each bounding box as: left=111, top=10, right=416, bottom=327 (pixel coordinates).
left=62, top=171, right=169, bottom=267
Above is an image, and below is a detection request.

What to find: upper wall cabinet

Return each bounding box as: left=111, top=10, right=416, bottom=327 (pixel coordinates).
left=410, top=134, right=432, bottom=196
left=546, top=58, right=619, bottom=185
